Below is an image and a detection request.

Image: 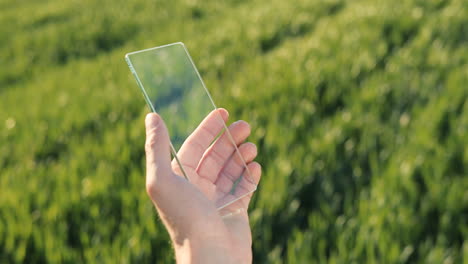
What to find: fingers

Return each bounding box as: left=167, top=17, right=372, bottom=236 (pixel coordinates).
left=196, top=120, right=251, bottom=183
left=216, top=160, right=261, bottom=195
left=145, top=113, right=173, bottom=198
left=235, top=162, right=262, bottom=208
left=216, top=142, right=257, bottom=186
left=245, top=161, right=262, bottom=186
left=175, top=108, right=229, bottom=170
left=239, top=162, right=262, bottom=208
left=213, top=142, right=258, bottom=204
left=215, top=162, right=262, bottom=209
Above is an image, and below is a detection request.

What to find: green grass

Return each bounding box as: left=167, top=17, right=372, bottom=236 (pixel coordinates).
left=1, top=0, right=467, bottom=263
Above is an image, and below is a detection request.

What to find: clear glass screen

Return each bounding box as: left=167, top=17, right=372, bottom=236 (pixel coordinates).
left=125, top=43, right=256, bottom=209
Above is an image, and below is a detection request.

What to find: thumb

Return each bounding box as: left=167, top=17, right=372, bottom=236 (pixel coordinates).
left=145, top=113, right=173, bottom=198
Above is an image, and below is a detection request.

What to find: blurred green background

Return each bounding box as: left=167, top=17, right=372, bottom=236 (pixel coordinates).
left=1, top=0, right=467, bottom=263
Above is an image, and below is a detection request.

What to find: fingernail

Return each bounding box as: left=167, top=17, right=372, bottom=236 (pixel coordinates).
left=145, top=113, right=160, bottom=128
left=219, top=108, right=229, bottom=118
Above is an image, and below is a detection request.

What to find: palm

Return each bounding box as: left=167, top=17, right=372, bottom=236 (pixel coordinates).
left=170, top=109, right=261, bottom=261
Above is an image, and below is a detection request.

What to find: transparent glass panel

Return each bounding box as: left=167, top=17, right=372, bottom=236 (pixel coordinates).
left=125, top=42, right=256, bottom=209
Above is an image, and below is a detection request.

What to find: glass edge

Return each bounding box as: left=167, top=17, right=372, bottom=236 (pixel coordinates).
left=217, top=185, right=258, bottom=211
left=125, top=42, right=186, bottom=57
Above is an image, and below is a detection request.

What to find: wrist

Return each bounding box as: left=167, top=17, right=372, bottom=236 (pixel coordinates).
left=173, top=236, right=238, bottom=264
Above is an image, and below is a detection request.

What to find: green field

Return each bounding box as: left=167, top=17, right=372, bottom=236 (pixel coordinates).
left=1, top=0, right=467, bottom=263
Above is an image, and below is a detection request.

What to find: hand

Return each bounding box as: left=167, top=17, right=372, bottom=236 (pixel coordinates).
left=144, top=108, right=261, bottom=264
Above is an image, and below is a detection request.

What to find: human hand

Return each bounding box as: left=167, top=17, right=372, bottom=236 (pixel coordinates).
left=144, top=108, right=261, bottom=264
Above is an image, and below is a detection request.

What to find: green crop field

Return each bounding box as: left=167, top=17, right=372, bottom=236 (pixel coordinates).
left=1, top=0, right=467, bottom=263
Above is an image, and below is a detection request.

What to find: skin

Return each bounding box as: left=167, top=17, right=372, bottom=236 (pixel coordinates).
left=144, top=108, right=262, bottom=264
